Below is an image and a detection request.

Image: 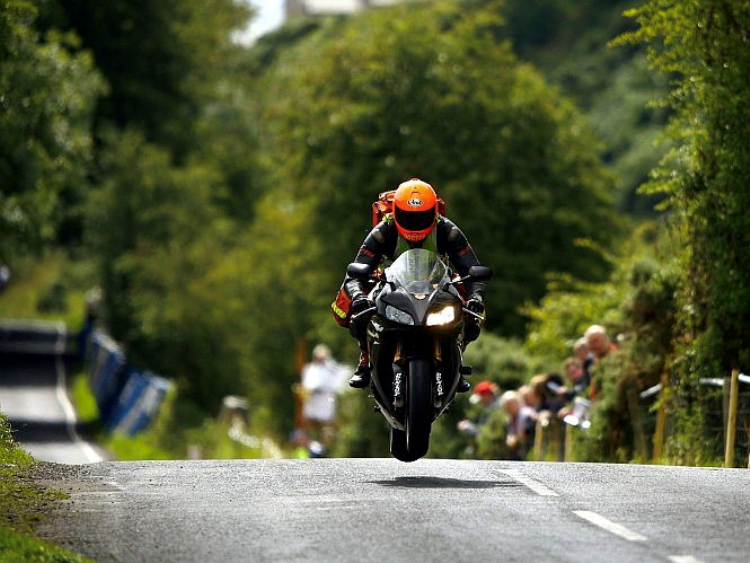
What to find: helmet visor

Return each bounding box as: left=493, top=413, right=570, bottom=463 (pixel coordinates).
left=395, top=206, right=436, bottom=232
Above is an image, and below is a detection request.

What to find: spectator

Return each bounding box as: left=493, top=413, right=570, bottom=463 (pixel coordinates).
left=518, top=384, right=534, bottom=408
left=0, top=264, right=10, bottom=293
left=291, top=429, right=311, bottom=459
left=78, top=286, right=103, bottom=361
left=584, top=324, right=617, bottom=360
left=573, top=336, right=589, bottom=363
left=573, top=335, right=594, bottom=387
left=558, top=358, right=591, bottom=401
left=290, top=429, right=326, bottom=459
left=300, top=344, right=347, bottom=445
left=457, top=380, right=500, bottom=438
left=527, top=373, right=567, bottom=417
left=583, top=325, right=618, bottom=400
left=500, top=390, right=537, bottom=460
left=555, top=357, right=592, bottom=419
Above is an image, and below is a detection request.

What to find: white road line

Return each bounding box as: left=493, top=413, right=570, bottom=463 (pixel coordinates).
left=573, top=510, right=648, bottom=542
left=54, top=324, right=103, bottom=464
left=500, top=469, right=559, bottom=497
left=668, top=556, right=705, bottom=563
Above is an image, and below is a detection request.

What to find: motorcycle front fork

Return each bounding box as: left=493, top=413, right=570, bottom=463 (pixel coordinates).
left=390, top=338, right=448, bottom=409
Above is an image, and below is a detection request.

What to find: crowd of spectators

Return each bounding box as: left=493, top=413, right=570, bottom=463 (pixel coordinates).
left=458, top=324, right=618, bottom=460
left=292, top=325, right=619, bottom=460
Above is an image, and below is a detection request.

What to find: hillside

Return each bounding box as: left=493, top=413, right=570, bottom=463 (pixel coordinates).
left=503, top=0, right=670, bottom=214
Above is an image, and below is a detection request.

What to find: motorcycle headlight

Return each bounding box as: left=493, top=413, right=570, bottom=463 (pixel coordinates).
left=385, top=305, right=415, bottom=325
left=426, top=305, right=456, bottom=326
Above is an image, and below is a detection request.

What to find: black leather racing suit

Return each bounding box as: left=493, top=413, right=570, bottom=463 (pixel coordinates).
left=341, top=216, right=488, bottom=343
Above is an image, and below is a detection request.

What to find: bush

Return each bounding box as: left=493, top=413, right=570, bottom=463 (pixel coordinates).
left=618, top=0, right=750, bottom=464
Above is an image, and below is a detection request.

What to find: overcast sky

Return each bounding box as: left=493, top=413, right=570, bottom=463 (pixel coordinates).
left=235, top=0, right=284, bottom=44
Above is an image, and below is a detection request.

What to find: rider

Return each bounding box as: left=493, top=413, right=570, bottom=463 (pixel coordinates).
left=332, top=178, right=489, bottom=391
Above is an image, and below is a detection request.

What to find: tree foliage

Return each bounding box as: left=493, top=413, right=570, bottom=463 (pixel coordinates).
left=4, top=0, right=683, bottom=456
left=522, top=222, right=683, bottom=462
left=0, top=0, right=102, bottom=262
left=43, top=0, right=252, bottom=155
left=260, top=0, right=619, bottom=336
left=503, top=0, right=671, bottom=214
left=619, top=0, right=750, bottom=461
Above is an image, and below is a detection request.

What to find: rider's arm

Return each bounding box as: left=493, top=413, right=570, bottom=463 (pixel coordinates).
left=342, top=221, right=397, bottom=299
left=438, top=218, right=488, bottom=299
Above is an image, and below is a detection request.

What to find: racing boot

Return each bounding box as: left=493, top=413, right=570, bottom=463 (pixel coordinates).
left=456, top=365, right=472, bottom=393
left=457, top=376, right=471, bottom=393
left=349, top=350, right=371, bottom=389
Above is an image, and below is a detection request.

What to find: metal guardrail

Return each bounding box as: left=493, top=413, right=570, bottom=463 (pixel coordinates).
left=540, top=371, right=750, bottom=467
left=640, top=371, right=750, bottom=468
left=640, top=374, right=750, bottom=396
left=0, top=319, right=73, bottom=355
left=698, top=374, right=750, bottom=387
left=639, top=383, right=662, bottom=400
left=84, top=330, right=172, bottom=435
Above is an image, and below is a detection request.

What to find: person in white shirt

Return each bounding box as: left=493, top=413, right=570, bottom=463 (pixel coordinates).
left=500, top=390, right=537, bottom=460
left=301, top=344, right=347, bottom=445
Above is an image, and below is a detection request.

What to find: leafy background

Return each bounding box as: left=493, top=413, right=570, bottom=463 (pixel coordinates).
left=2, top=0, right=748, bottom=464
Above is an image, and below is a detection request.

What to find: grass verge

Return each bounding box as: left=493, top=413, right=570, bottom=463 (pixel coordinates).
left=0, top=414, right=92, bottom=562
left=70, top=370, right=274, bottom=460
left=0, top=253, right=92, bottom=330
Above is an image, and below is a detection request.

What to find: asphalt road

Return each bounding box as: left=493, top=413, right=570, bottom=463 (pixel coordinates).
left=3, top=320, right=748, bottom=562
left=0, top=320, right=105, bottom=464
left=36, top=458, right=750, bottom=563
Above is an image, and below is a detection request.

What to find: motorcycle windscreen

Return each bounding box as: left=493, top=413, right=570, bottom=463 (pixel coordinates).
left=386, top=249, right=449, bottom=293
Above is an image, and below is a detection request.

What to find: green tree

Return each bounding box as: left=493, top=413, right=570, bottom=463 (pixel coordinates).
left=87, top=130, right=235, bottom=405
left=502, top=0, right=671, bottom=214
left=193, top=84, right=267, bottom=222
left=44, top=0, right=252, bottom=156
left=87, top=130, right=321, bottom=426
left=61, top=0, right=269, bottom=415
left=523, top=223, right=681, bottom=463
left=0, top=1, right=102, bottom=263
left=259, top=0, right=619, bottom=337
left=621, top=0, right=750, bottom=463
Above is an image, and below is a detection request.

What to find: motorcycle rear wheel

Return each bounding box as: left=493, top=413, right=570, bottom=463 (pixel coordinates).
left=406, top=358, right=432, bottom=458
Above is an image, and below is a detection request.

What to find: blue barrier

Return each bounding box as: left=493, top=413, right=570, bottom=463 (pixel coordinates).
left=86, top=331, right=127, bottom=424
left=82, top=329, right=171, bottom=433
left=107, top=370, right=172, bottom=435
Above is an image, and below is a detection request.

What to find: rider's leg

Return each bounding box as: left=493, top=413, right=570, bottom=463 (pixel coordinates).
left=349, top=339, right=371, bottom=389
left=456, top=373, right=472, bottom=393
left=456, top=321, right=482, bottom=393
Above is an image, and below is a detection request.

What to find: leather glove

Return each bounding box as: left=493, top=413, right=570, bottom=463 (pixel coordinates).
left=351, top=294, right=375, bottom=317
left=466, top=294, right=485, bottom=316
left=349, top=294, right=375, bottom=339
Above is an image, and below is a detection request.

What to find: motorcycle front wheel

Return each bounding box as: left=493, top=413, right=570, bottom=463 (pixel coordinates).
left=389, top=428, right=422, bottom=462
left=405, top=358, right=432, bottom=458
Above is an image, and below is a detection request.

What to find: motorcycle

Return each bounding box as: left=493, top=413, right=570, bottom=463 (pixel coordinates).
left=347, top=248, right=492, bottom=462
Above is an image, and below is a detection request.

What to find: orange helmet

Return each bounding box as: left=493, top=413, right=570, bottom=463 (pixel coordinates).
left=392, top=178, right=438, bottom=242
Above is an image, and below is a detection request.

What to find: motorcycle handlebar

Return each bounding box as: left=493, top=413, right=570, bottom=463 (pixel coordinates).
left=463, top=308, right=484, bottom=321
left=350, top=306, right=377, bottom=323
